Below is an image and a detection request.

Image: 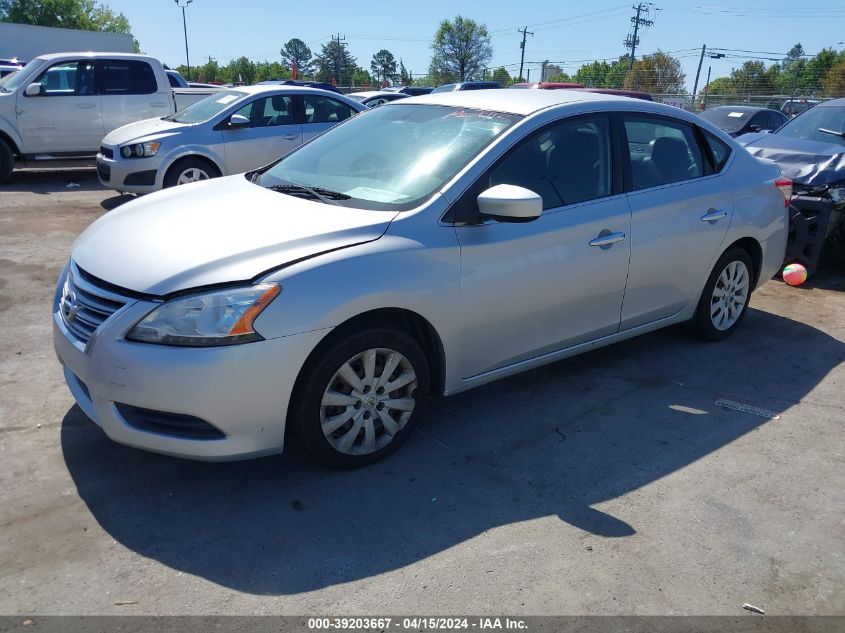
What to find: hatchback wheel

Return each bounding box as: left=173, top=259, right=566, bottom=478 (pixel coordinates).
left=691, top=248, right=754, bottom=341
left=290, top=327, right=430, bottom=468
left=163, top=157, right=219, bottom=188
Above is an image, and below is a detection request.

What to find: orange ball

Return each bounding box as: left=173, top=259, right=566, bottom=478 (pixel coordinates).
left=783, top=263, right=808, bottom=286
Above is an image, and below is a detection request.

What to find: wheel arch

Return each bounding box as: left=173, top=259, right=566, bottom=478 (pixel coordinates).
left=163, top=152, right=224, bottom=182
left=723, top=236, right=763, bottom=288
left=0, top=128, right=21, bottom=156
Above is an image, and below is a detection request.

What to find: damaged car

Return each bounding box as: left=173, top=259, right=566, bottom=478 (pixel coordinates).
left=737, top=98, right=845, bottom=276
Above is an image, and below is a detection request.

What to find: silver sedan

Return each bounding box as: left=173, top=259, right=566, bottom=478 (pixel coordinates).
left=96, top=85, right=366, bottom=194
left=55, top=89, right=789, bottom=467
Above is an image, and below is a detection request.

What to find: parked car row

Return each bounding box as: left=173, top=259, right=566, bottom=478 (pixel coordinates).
left=52, top=88, right=791, bottom=467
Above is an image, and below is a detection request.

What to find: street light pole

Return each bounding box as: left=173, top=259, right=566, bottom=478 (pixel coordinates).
left=174, top=0, right=193, bottom=81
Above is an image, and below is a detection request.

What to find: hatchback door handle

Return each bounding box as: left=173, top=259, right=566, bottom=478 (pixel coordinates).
left=283, top=134, right=298, bottom=140
left=589, top=232, right=626, bottom=247
left=75, top=103, right=96, bottom=109
left=701, top=208, right=728, bottom=222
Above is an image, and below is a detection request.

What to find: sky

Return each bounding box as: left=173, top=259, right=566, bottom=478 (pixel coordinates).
left=107, top=0, right=845, bottom=90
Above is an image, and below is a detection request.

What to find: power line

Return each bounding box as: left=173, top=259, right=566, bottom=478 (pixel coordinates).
left=624, top=3, right=657, bottom=70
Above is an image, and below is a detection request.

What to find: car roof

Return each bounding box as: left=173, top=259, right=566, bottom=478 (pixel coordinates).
left=818, top=98, right=845, bottom=107
left=705, top=105, right=767, bottom=113
left=347, top=90, right=394, bottom=97
left=35, top=52, right=157, bottom=62
left=400, top=87, right=660, bottom=116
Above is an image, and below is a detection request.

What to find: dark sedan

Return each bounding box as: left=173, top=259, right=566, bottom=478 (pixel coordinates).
left=699, top=106, right=788, bottom=137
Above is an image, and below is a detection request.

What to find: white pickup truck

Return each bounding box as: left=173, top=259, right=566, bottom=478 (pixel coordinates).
left=0, top=52, right=220, bottom=183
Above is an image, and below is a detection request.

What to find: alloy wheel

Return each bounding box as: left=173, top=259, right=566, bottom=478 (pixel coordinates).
left=176, top=168, right=210, bottom=185
left=710, top=260, right=750, bottom=331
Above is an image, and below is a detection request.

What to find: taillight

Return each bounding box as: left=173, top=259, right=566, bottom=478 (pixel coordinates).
left=775, top=177, right=792, bottom=207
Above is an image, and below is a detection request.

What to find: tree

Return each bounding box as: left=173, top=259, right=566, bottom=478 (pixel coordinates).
left=623, top=50, right=685, bottom=93
left=315, top=39, right=356, bottom=85
left=573, top=57, right=629, bottom=88
left=280, top=38, right=313, bottom=77
left=428, top=15, right=492, bottom=83
left=370, top=49, right=397, bottom=87
left=398, top=58, right=411, bottom=85
left=824, top=60, right=845, bottom=97
left=490, top=66, right=511, bottom=86
left=1, top=0, right=138, bottom=49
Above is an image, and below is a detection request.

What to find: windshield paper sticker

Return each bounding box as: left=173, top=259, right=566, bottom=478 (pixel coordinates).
left=216, top=94, right=239, bottom=104
left=728, top=112, right=744, bottom=117
left=345, top=187, right=411, bottom=203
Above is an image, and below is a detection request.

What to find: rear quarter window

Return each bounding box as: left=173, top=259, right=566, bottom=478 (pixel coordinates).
left=702, top=130, right=732, bottom=173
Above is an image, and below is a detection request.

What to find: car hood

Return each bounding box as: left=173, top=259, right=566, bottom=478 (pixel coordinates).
left=72, top=176, right=397, bottom=295
left=102, top=117, right=189, bottom=145
left=736, top=131, right=845, bottom=185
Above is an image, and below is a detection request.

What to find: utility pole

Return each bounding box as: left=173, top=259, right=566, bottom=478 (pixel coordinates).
left=702, top=65, right=712, bottom=110
left=174, top=0, right=193, bottom=80
left=692, top=44, right=706, bottom=104
left=625, top=3, right=654, bottom=71
left=541, top=60, right=548, bottom=82
left=518, top=26, right=534, bottom=81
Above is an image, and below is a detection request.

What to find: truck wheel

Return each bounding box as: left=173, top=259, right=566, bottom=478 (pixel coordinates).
left=0, top=139, right=14, bottom=184
left=163, top=157, right=220, bottom=188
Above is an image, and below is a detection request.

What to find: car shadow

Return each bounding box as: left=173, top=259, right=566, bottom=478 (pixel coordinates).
left=100, top=193, right=136, bottom=211
left=61, top=307, right=844, bottom=595
left=4, top=168, right=102, bottom=193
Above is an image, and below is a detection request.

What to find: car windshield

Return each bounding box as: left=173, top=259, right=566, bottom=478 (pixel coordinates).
left=776, top=104, right=845, bottom=146
left=257, top=104, right=521, bottom=211
left=699, top=108, right=753, bottom=133
left=167, top=90, right=247, bottom=123
left=0, top=57, right=43, bottom=92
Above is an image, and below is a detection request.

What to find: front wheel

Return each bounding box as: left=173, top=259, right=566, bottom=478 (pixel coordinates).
left=0, top=139, right=14, bottom=184
left=690, top=248, right=754, bottom=341
left=163, top=157, right=219, bottom=188
left=290, top=327, right=430, bottom=468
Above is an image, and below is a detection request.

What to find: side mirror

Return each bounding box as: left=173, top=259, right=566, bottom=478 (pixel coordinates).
left=25, top=83, right=42, bottom=97
left=227, top=114, right=250, bottom=129
left=477, top=184, right=542, bottom=222
left=748, top=124, right=762, bottom=133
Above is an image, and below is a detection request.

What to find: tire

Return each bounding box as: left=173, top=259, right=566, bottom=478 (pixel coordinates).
left=0, top=139, right=14, bottom=184
left=690, top=247, right=755, bottom=342
left=289, top=327, right=430, bottom=468
left=163, top=157, right=219, bottom=188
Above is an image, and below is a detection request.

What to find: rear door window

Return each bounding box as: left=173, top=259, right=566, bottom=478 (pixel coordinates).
left=623, top=116, right=704, bottom=190
left=99, top=60, right=157, bottom=95
left=302, top=95, right=354, bottom=123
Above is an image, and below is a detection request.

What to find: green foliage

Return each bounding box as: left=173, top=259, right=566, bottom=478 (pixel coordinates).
left=546, top=72, right=574, bottom=83
left=823, top=60, right=845, bottom=97
left=315, top=39, right=357, bottom=85
left=280, top=38, right=313, bottom=76
left=490, top=66, right=512, bottom=86
left=370, top=49, right=396, bottom=86
left=398, top=59, right=410, bottom=85
left=624, top=51, right=686, bottom=93
left=429, top=15, right=492, bottom=83
left=573, top=57, right=629, bottom=88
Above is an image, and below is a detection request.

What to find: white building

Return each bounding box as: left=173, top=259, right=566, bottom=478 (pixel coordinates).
left=0, top=23, right=134, bottom=61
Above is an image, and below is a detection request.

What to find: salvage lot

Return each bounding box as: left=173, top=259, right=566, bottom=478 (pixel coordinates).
left=0, top=170, right=844, bottom=615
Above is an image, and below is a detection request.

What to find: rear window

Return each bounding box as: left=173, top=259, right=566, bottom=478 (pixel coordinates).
left=100, top=60, right=157, bottom=95
left=699, top=108, right=752, bottom=133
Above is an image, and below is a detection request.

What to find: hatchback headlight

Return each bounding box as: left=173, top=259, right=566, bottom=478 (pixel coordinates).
left=127, top=283, right=280, bottom=346
left=120, top=141, right=161, bottom=158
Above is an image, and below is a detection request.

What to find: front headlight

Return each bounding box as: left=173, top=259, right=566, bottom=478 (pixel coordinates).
left=127, top=283, right=280, bottom=346
left=120, top=140, right=161, bottom=159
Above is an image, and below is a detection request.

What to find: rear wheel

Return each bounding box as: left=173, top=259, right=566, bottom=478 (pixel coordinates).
left=163, top=157, right=219, bottom=188
left=0, top=139, right=14, bottom=184
left=691, top=248, right=754, bottom=341
left=290, top=327, right=430, bottom=468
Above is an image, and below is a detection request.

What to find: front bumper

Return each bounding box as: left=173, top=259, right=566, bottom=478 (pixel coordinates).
left=97, top=144, right=165, bottom=194
left=53, top=286, right=329, bottom=461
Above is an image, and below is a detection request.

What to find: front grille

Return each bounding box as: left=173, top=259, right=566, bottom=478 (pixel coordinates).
left=100, top=146, right=114, bottom=159
left=59, top=263, right=129, bottom=344
left=115, top=403, right=226, bottom=439
left=97, top=162, right=110, bottom=182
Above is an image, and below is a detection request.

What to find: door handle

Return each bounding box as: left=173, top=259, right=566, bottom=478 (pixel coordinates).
left=283, top=134, right=298, bottom=140
left=589, top=232, right=626, bottom=247
left=701, top=208, right=728, bottom=222
left=75, top=103, right=96, bottom=109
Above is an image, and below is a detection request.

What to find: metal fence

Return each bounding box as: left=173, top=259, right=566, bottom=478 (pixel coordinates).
left=652, top=93, right=837, bottom=113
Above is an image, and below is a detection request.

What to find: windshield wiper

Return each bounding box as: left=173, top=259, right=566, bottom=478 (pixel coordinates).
left=819, top=127, right=845, bottom=138
left=267, top=183, right=350, bottom=206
